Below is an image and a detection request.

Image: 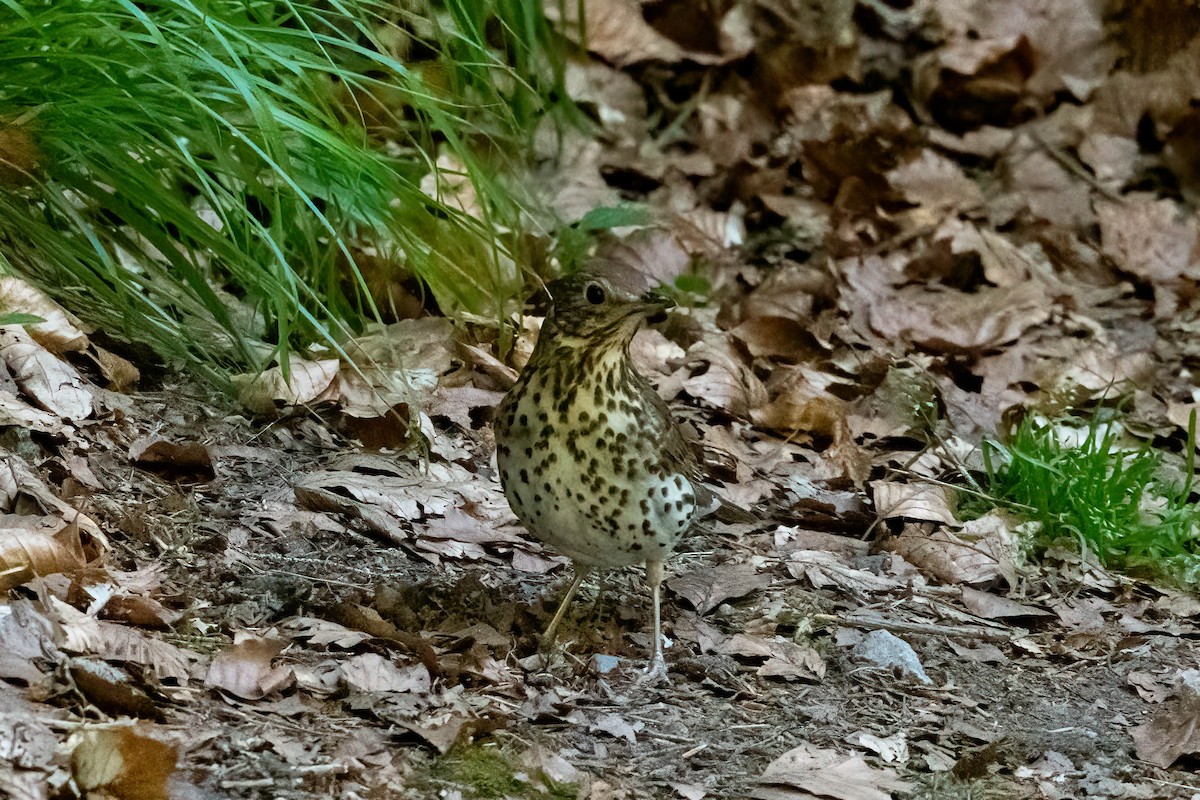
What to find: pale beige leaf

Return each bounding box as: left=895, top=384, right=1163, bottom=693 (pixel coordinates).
left=871, top=481, right=959, bottom=525
left=755, top=743, right=911, bottom=800
left=233, top=357, right=339, bottom=413
left=341, top=653, right=430, bottom=694
left=0, top=276, right=90, bottom=353
left=0, top=328, right=93, bottom=420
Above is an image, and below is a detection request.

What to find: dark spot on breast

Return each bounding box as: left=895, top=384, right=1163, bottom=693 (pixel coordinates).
left=498, top=444, right=510, bottom=457
left=597, top=412, right=608, bottom=424
left=631, top=542, right=643, bottom=551
left=639, top=498, right=650, bottom=514
left=540, top=425, right=556, bottom=438
left=532, top=392, right=541, bottom=403
left=596, top=438, right=607, bottom=450
left=519, top=414, right=528, bottom=427
left=579, top=410, right=590, bottom=423
left=534, top=493, right=542, bottom=502
left=538, top=411, right=549, bottom=423
left=519, top=469, right=529, bottom=484
left=543, top=482, right=552, bottom=492
left=674, top=476, right=685, bottom=488
left=675, top=500, right=685, bottom=511
left=642, top=520, right=653, bottom=533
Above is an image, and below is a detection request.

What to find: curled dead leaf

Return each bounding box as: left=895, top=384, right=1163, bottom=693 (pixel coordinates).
left=205, top=635, right=292, bottom=700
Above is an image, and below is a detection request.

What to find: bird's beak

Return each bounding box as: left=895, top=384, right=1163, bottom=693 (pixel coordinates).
left=639, top=290, right=675, bottom=323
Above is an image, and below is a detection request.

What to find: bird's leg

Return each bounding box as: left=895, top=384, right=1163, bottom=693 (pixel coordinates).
left=641, top=559, right=669, bottom=684
left=541, top=564, right=589, bottom=651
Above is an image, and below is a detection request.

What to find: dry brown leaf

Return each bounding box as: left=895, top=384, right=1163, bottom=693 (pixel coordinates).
left=886, top=149, right=983, bottom=214
left=1131, top=688, right=1200, bottom=768
left=757, top=640, right=826, bottom=682
left=0, top=455, right=102, bottom=539
left=786, top=550, right=901, bottom=594
left=870, top=281, right=1049, bottom=353
left=549, top=0, right=744, bottom=67
left=667, top=562, right=771, bottom=615
left=0, top=327, right=93, bottom=420
left=52, top=597, right=194, bottom=682
left=884, top=524, right=1002, bottom=587
left=682, top=338, right=769, bottom=418
left=205, top=636, right=291, bottom=699
left=1004, top=147, right=1094, bottom=227
left=960, top=587, right=1049, bottom=621
left=68, top=657, right=162, bottom=721
left=71, top=726, right=177, bottom=800
left=0, top=598, right=64, bottom=683
left=754, top=742, right=911, bottom=800
left=1096, top=194, right=1200, bottom=316
left=0, top=389, right=66, bottom=435
left=0, top=515, right=91, bottom=592
left=128, top=437, right=215, bottom=481
left=89, top=344, right=141, bottom=392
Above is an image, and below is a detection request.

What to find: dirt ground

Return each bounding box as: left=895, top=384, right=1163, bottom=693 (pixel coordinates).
left=9, top=1, right=1200, bottom=797
left=0, top=376, right=1189, bottom=799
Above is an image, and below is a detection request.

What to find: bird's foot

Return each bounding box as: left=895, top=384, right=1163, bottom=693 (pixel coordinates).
left=634, top=654, right=670, bottom=688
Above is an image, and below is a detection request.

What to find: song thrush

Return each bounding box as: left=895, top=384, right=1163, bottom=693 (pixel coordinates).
left=495, top=268, right=707, bottom=681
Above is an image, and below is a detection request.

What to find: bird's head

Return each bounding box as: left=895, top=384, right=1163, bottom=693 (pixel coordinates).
left=539, top=270, right=675, bottom=347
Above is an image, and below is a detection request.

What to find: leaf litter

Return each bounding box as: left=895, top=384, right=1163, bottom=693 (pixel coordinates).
left=6, top=1, right=1200, bottom=798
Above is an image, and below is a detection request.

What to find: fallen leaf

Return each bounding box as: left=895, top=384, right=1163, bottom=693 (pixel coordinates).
left=0, top=327, right=93, bottom=420
left=1130, top=689, right=1200, bottom=768
left=668, top=562, right=771, bottom=615
left=871, top=481, right=959, bottom=525
left=205, top=635, right=292, bottom=700
left=754, top=742, right=911, bottom=800
left=71, top=726, right=177, bottom=800
left=341, top=653, right=430, bottom=694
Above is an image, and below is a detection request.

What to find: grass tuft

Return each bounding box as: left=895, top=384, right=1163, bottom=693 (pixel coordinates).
left=981, top=410, right=1200, bottom=584
left=0, top=0, right=561, bottom=385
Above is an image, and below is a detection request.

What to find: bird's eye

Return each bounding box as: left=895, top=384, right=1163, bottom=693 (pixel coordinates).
left=585, top=283, right=606, bottom=305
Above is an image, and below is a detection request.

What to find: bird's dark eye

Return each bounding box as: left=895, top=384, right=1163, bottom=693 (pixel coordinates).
left=585, top=283, right=606, bottom=305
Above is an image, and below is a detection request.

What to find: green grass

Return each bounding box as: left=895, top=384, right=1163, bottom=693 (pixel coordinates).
left=0, top=0, right=562, bottom=386
left=980, top=411, right=1200, bottom=584
left=419, top=744, right=577, bottom=799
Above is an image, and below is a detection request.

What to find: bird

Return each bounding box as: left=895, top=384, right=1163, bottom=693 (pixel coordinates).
left=494, top=267, right=707, bottom=682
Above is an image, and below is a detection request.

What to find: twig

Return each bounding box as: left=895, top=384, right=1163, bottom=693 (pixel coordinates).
left=813, top=612, right=1011, bottom=641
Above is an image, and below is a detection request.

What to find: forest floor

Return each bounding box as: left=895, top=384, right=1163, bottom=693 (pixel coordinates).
left=7, top=0, right=1200, bottom=798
